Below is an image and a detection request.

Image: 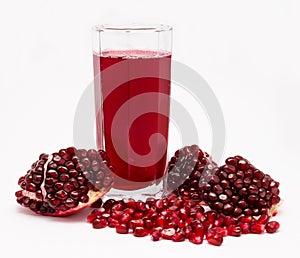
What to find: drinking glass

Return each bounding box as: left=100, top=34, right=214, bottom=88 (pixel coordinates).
left=92, top=24, right=172, bottom=199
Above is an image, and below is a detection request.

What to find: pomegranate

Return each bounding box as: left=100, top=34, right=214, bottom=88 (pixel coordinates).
left=164, top=145, right=216, bottom=201
left=199, top=155, right=281, bottom=217
left=15, top=147, right=113, bottom=216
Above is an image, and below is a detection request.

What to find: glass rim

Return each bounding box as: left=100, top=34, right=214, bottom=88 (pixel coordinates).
left=92, top=24, right=172, bottom=32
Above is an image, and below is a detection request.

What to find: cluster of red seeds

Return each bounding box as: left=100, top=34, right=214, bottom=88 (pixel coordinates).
left=87, top=194, right=280, bottom=246
left=15, top=147, right=113, bottom=216
left=164, top=145, right=216, bottom=201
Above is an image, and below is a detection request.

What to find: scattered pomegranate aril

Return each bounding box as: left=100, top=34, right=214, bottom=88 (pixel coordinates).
left=133, top=227, right=148, bottom=237
left=239, top=223, right=251, bottom=234
left=192, top=223, right=205, bottom=237
left=15, top=147, right=113, bottom=216
left=161, top=228, right=176, bottom=240
left=102, top=199, right=116, bottom=211
left=172, top=232, right=186, bottom=242
left=151, top=230, right=161, bottom=241
left=207, top=235, right=223, bottom=246
left=239, top=215, right=254, bottom=224
left=214, top=227, right=228, bottom=237
left=93, top=218, right=108, bottom=229
left=265, top=221, right=280, bottom=233
left=257, top=214, right=270, bottom=225
left=116, top=224, right=129, bottom=234
left=87, top=183, right=281, bottom=246
left=250, top=224, right=265, bottom=234
left=227, top=225, right=242, bottom=237
left=87, top=209, right=103, bottom=223
left=129, top=219, right=144, bottom=230
left=189, top=233, right=203, bottom=244
left=123, top=198, right=137, bottom=209
left=107, top=217, right=119, bottom=228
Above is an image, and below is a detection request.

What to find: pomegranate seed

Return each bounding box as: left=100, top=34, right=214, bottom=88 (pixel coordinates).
left=111, top=203, right=123, bottom=212
left=239, top=215, right=253, bottom=224
left=116, top=224, right=128, bottom=234
left=133, top=227, right=148, bottom=237
left=15, top=190, right=23, bottom=198
left=87, top=213, right=98, bottom=223
left=132, top=211, right=144, bottom=219
left=239, top=223, right=250, bottom=234
left=151, top=230, right=161, bottom=241
left=214, top=218, right=224, bottom=227
left=195, top=211, right=206, bottom=221
left=184, top=225, right=193, bottom=238
left=172, top=232, right=186, bottom=242
left=123, top=198, right=137, bottom=209
left=214, top=227, right=228, bottom=237
left=129, top=219, right=144, bottom=230
left=257, top=214, right=270, bottom=224
left=224, top=216, right=238, bottom=227
left=145, top=197, right=156, bottom=207
left=250, top=224, right=265, bottom=234
left=123, top=208, right=135, bottom=215
left=93, top=218, right=108, bottom=229
left=227, top=225, right=241, bottom=237
left=265, top=221, right=280, bottom=233
left=193, top=223, right=205, bottom=237
left=107, top=217, right=119, bottom=228
left=164, top=221, right=178, bottom=230
left=156, top=215, right=166, bottom=227
left=103, top=199, right=116, bottom=211
left=207, top=236, right=223, bottom=246
left=155, top=199, right=164, bottom=210
left=189, top=233, right=203, bottom=245
left=136, top=201, right=147, bottom=212
left=206, top=210, right=217, bottom=223
left=118, top=213, right=131, bottom=225
left=177, top=219, right=185, bottom=229
left=144, top=206, right=156, bottom=218
left=206, top=228, right=216, bottom=239
left=143, top=218, right=154, bottom=230
left=98, top=212, right=109, bottom=219
left=161, top=228, right=176, bottom=240
left=238, top=159, right=249, bottom=171
left=110, top=211, right=123, bottom=219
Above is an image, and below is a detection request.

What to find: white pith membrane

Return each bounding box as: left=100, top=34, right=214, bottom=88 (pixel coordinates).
left=20, top=153, right=111, bottom=216
left=21, top=154, right=53, bottom=201
left=40, top=154, right=51, bottom=200
left=270, top=200, right=283, bottom=216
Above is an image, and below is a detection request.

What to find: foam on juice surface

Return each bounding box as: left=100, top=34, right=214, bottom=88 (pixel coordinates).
left=99, top=49, right=171, bottom=59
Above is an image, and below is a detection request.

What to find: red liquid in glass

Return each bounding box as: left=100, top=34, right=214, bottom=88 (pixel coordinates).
left=93, top=50, right=171, bottom=190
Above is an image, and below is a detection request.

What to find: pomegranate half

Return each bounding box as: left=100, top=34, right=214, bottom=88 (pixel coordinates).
left=15, top=147, right=113, bottom=216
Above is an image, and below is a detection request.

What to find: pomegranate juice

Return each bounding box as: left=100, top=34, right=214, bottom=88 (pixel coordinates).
left=93, top=50, right=171, bottom=190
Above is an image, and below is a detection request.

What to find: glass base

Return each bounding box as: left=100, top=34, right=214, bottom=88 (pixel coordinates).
left=103, top=181, right=164, bottom=201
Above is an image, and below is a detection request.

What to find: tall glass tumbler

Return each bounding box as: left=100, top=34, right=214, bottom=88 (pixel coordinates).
left=92, top=24, right=172, bottom=199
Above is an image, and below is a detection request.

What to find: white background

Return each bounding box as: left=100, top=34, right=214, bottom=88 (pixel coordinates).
left=1, top=0, right=299, bottom=257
